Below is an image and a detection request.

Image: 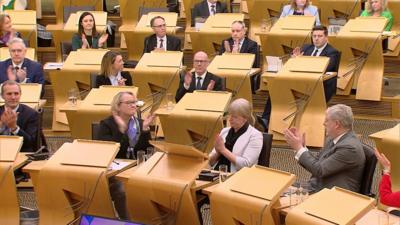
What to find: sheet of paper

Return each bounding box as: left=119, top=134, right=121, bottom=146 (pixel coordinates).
left=266, top=56, right=282, bottom=72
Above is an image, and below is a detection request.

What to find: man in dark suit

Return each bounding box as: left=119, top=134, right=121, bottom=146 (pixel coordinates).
left=260, top=25, right=340, bottom=130
left=175, top=51, right=223, bottom=102
left=143, top=16, right=181, bottom=54
left=191, top=0, right=228, bottom=26
left=219, top=20, right=260, bottom=68
left=284, top=104, right=365, bottom=193
left=0, top=80, right=39, bottom=152
left=0, top=38, right=45, bottom=96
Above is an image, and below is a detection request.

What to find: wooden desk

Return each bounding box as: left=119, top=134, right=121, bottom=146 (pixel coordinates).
left=60, top=85, right=138, bottom=139
left=5, top=10, right=37, bottom=49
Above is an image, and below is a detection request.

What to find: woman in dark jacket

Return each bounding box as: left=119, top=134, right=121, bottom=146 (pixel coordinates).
left=95, top=51, right=132, bottom=88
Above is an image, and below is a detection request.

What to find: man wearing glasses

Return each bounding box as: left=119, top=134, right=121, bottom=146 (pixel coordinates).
left=175, top=51, right=223, bottom=102
left=143, top=16, right=181, bottom=54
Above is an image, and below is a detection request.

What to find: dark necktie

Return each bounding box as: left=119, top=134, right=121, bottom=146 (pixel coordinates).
left=196, top=77, right=202, bottom=90
left=14, top=66, right=19, bottom=71
left=159, top=39, right=164, bottom=49
left=210, top=4, right=216, bottom=15
left=127, top=118, right=138, bottom=147
left=312, top=49, right=319, bottom=56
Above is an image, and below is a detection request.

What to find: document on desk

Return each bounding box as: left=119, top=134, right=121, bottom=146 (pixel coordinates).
left=110, top=160, right=132, bottom=171
left=44, top=63, right=63, bottom=70
left=266, top=56, right=282, bottom=72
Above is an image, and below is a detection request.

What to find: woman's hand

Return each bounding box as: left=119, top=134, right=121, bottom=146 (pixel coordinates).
left=143, top=113, right=156, bottom=131
left=113, top=112, right=127, bottom=133
left=98, top=33, right=109, bottom=47
left=375, top=148, right=391, bottom=174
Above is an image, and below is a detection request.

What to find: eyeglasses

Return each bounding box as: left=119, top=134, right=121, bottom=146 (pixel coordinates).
left=152, top=24, right=166, bottom=28
left=120, top=100, right=138, bottom=106
left=193, top=60, right=208, bottom=64
left=9, top=49, right=24, bottom=53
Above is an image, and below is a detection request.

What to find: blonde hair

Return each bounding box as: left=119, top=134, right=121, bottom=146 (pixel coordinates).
left=110, top=91, right=134, bottom=113
left=290, top=0, right=310, bottom=10
left=365, top=0, right=388, bottom=14
left=100, top=51, right=121, bottom=77
left=228, top=98, right=255, bottom=126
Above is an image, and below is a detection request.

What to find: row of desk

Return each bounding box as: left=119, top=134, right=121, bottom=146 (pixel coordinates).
left=2, top=122, right=400, bottom=225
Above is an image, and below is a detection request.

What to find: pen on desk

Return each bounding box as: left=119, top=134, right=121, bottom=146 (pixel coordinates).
left=112, top=160, right=120, bottom=165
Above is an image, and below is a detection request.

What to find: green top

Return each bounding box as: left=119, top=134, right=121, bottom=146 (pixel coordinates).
left=360, top=10, right=394, bottom=31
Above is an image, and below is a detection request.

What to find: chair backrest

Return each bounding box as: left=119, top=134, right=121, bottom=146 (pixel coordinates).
left=63, top=6, right=96, bottom=23
left=359, top=143, right=377, bottom=196
left=221, top=77, right=226, bottom=91
left=36, top=108, right=47, bottom=151
left=61, top=42, right=72, bottom=61
left=90, top=72, right=98, bottom=89
left=138, top=7, right=169, bottom=20
left=91, top=122, right=100, bottom=140
left=258, top=132, right=273, bottom=167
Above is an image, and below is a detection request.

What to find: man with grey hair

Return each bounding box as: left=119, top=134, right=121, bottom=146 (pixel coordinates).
left=284, top=104, right=365, bottom=193
left=0, top=37, right=45, bottom=89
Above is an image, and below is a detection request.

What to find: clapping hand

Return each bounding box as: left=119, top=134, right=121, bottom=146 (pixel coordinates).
left=113, top=112, right=128, bottom=133
left=374, top=148, right=391, bottom=173
left=143, top=113, right=156, bottom=131
left=283, top=127, right=305, bottom=151
left=292, top=47, right=304, bottom=57
left=81, top=34, right=89, bottom=49
left=98, top=33, right=109, bottom=47
left=214, top=135, right=225, bottom=153
left=207, top=80, right=215, bottom=91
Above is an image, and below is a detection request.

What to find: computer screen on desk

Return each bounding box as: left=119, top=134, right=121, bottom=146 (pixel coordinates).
left=79, top=214, right=144, bottom=225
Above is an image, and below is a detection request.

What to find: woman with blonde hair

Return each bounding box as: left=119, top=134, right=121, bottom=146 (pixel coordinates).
left=280, top=0, right=321, bottom=25
left=0, top=14, right=20, bottom=47
left=361, top=0, right=393, bottom=31
left=95, top=51, right=132, bottom=88
left=209, top=98, right=263, bottom=173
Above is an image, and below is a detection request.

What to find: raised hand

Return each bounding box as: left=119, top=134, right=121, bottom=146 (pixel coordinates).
left=207, top=80, right=215, bottom=91
left=117, top=78, right=127, bottom=86
left=81, top=34, right=89, bottom=49
left=214, top=135, right=225, bottom=153
left=7, top=65, right=16, bottom=81
left=374, top=148, right=391, bottom=173
left=224, top=40, right=231, bottom=52
left=16, top=68, right=27, bottom=82
left=98, top=33, right=109, bottom=47
left=284, top=127, right=305, bottom=151
left=113, top=112, right=128, bottom=133
left=183, top=71, right=192, bottom=87
left=143, top=113, right=156, bottom=131
left=292, top=47, right=303, bottom=57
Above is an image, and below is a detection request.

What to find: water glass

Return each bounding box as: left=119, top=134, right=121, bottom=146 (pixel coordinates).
left=68, top=88, right=78, bottom=106
left=219, top=165, right=228, bottom=183
left=137, top=150, right=146, bottom=166
left=126, top=147, right=136, bottom=160
left=166, top=93, right=174, bottom=110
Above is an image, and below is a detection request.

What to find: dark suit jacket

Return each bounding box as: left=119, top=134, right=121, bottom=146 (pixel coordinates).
left=97, top=115, right=151, bottom=159
left=219, top=37, right=260, bottom=68
left=0, top=104, right=39, bottom=152
left=298, top=131, right=365, bottom=193
left=0, top=58, right=45, bottom=85
left=302, top=43, right=340, bottom=102
left=143, top=34, right=181, bottom=54
left=95, top=71, right=133, bottom=88
left=191, top=0, right=228, bottom=26
left=175, top=71, right=223, bottom=102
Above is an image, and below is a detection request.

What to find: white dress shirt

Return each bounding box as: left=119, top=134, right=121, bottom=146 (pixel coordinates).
left=311, top=42, right=328, bottom=57
left=157, top=36, right=167, bottom=50
left=207, top=1, right=217, bottom=15
left=184, top=71, right=207, bottom=90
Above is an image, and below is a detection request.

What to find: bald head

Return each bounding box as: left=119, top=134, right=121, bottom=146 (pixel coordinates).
left=193, top=51, right=209, bottom=75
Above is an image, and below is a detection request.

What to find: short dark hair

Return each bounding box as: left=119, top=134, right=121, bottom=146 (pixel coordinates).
left=312, top=25, right=328, bottom=36
left=150, top=16, right=165, bottom=27
left=1, top=80, right=21, bottom=96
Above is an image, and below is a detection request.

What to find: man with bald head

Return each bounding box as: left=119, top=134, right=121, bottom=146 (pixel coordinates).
left=175, top=51, right=223, bottom=102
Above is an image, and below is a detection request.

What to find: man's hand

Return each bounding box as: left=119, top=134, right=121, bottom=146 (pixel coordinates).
left=207, top=80, right=215, bottom=91
left=232, top=41, right=240, bottom=53
left=292, top=47, right=304, bottom=57
left=183, top=71, right=192, bottom=89
left=283, top=127, right=305, bottom=151
left=7, top=65, right=16, bottom=81
left=3, top=108, right=18, bottom=130
left=224, top=40, right=231, bottom=52
left=16, top=68, right=27, bottom=82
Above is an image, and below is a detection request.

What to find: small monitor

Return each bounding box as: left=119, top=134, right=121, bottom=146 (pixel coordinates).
left=79, top=214, right=144, bottom=225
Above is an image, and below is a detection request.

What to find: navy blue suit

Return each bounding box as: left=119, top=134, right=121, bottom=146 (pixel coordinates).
left=0, top=104, right=39, bottom=152
left=0, top=58, right=45, bottom=85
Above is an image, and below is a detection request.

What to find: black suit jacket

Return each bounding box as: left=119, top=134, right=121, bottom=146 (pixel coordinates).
left=0, top=104, right=39, bottom=152
left=175, top=71, right=224, bottom=102
left=191, top=0, right=228, bottom=26
left=219, top=37, right=260, bottom=68
left=97, top=116, right=151, bottom=159
left=95, top=71, right=133, bottom=88
left=143, top=34, right=181, bottom=54
left=302, top=43, right=340, bottom=102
